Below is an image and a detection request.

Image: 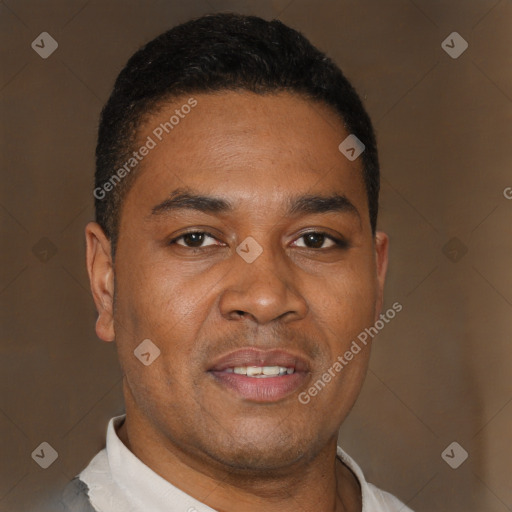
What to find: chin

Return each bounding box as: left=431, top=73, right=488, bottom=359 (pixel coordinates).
left=219, top=448, right=303, bottom=472
left=204, top=429, right=313, bottom=472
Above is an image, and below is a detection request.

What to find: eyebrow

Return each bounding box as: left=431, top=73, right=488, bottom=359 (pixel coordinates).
left=151, top=187, right=361, bottom=221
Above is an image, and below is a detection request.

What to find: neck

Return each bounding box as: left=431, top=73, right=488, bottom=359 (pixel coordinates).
left=116, top=414, right=362, bottom=512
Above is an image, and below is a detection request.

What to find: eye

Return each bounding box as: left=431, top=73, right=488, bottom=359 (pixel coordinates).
left=292, top=232, right=347, bottom=250
left=171, top=231, right=220, bottom=248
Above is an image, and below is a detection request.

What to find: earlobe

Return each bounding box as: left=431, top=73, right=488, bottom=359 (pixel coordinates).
left=374, top=231, right=389, bottom=321
left=85, top=222, right=115, bottom=342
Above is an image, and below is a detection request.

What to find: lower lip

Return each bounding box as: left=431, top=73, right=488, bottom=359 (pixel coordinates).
left=209, top=371, right=308, bottom=402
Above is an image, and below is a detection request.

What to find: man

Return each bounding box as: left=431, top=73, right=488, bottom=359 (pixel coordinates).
left=61, top=12, right=413, bottom=512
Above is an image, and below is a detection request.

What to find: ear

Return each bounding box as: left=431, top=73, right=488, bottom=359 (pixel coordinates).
left=373, top=231, right=389, bottom=322
left=85, top=222, right=115, bottom=342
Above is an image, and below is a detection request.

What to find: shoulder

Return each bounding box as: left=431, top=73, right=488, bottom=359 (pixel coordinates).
left=59, top=476, right=98, bottom=512
left=59, top=446, right=110, bottom=512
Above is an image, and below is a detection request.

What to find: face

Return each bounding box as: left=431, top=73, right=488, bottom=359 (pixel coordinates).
left=86, top=91, right=388, bottom=473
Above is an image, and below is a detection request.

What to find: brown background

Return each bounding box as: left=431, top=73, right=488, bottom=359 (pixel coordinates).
left=1, top=1, right=511, bottom=511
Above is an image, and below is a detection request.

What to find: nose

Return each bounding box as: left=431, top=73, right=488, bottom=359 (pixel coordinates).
left=218, top=242, right=308, bottom=325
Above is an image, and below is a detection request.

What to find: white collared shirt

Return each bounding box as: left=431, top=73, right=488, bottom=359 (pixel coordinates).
left=74, top=414, right=413, bottom=512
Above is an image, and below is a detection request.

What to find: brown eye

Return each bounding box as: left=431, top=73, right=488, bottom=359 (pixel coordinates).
left=304, top=233, right=326, bottom=248
left=293, top=232, right=341, bottom=249
left=173, top=232, right=218, bottom=248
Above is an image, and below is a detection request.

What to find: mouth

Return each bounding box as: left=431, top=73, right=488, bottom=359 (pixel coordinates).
left=207, top=348, right=310, bottom=403
left=225, top=366, right=295, bottom=377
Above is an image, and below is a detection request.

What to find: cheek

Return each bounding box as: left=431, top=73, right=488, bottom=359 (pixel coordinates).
left=113, top=256, right=215, bottom=376
left=115, top=253, right=197, bottom=328
left=113, top=268, right=200, bottom=411
left=314, top=258, right=377, bottom=330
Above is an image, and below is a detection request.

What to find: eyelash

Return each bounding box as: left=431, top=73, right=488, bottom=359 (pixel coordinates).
left=168, top=231, right=349, bottom=250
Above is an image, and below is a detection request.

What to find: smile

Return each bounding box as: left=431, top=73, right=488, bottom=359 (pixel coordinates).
left=224, top=366, right=295, bottom=377
left=208, top=348, right=310, bottom=402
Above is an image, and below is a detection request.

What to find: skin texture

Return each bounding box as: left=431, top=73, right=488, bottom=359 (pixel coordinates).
left=85, top=91, right=389, bottom=512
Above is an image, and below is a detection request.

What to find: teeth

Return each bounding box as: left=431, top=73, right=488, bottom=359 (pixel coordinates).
left=230, top=366, right=295, bottom=377
left=246, top=366, right=261, bottom=377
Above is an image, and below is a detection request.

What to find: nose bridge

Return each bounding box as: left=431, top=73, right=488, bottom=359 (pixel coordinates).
left=240, top=237, right=286, bottom=289
left=218, top=234, right=307, bottom=324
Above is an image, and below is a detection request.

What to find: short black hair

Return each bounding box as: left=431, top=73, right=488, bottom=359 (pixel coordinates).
left=95, top=12, right=379, bottom=254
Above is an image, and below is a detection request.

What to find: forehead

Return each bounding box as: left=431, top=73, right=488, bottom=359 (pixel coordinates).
left=125, top=91, right=368, bottom=221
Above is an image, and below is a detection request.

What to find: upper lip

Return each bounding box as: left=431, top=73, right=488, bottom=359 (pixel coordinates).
left=208, top=348, right=310, bottom=373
